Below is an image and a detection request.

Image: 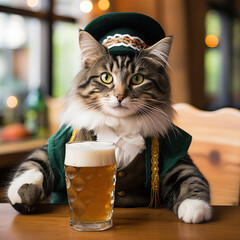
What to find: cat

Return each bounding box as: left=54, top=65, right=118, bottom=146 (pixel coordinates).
left=7, top=30, right=212, bottom=224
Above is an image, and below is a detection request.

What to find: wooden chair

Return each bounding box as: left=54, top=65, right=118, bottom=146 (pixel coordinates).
left=173, top=103, right=240, bottom=206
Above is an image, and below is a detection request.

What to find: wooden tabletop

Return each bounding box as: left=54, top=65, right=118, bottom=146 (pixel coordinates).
left=0, top=204, right=239, bottom=240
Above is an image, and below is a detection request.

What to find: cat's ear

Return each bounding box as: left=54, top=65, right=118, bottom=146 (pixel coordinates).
left=141, top=36, right=173, bottom=67
left=79, top=30, right=107, bottom=66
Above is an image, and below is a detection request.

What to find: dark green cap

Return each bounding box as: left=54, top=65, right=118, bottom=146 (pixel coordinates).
left=84, top=12, right=165, bottom=55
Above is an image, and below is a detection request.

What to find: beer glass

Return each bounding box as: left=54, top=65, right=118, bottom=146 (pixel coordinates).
left=64, top=141, right=116, bottom=231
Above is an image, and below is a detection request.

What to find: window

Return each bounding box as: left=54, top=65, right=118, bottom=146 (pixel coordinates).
left=53, top=21, right=79, bottom=98
left=0, top=0, right=79, bottom=138
left=0, top=0, right=112, bottom=140
left=0, top=13, right=43, bottom=125
left=205, top=10, right=222, bottom=106
left=205, top=0, right=240, bottom=109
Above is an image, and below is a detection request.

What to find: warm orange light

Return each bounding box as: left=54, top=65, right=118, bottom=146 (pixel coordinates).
left=98, top=0, right=110, bottom=11
left=205, top=34, right=219, bottom=48
left=7, top=96, right=18, bottom=109
left=27, top=0, right=39, bottom=8
left=80, top=0, right=93, bottom=13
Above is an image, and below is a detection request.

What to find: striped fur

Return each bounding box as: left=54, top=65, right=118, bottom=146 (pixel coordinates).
left=8, top=32, right=211, bottom=223
left=7, top=144, right=54, bottom=213
left=160, top=155, right=210, bottom=214
left=13, top=144, right=54, bottom=197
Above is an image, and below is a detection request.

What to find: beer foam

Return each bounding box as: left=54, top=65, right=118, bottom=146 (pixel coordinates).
left=64, top=141, right=116, bottom=167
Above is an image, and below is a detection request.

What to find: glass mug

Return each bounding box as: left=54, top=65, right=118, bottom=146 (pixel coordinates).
left=64, top=141, right=116, bottom=231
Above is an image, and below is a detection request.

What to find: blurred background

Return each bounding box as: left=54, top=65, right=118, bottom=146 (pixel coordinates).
left=0, top=0, right=239, bottom=200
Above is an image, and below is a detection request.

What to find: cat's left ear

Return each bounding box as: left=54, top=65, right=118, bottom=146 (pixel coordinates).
left=79, top=30, right=107, bottom=66
left=141, top=36, right=173, bottom=67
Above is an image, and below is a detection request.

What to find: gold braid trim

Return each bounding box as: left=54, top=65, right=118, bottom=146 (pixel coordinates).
left=148, top=137, right=160, bottom=208
left=69, top=128, right=78, bottom=143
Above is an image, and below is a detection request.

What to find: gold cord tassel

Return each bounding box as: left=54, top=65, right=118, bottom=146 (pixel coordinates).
left=148, top=137, right=160, bottom=208
left=69, top=128, right=78, bottom=143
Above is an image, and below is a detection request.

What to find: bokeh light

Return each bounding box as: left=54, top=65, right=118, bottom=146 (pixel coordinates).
left=98, top=0, right=110, bottom=11
left=205, top=34, right=219, bottom=48
left=6, top=96, right=18, bottom=109
left=80, top=0, right=93, bottom=13
left=27, top=0, right=39, bottom=8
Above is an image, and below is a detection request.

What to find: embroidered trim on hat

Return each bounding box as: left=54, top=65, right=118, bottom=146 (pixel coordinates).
left=102, top=34, right=147, bottom=51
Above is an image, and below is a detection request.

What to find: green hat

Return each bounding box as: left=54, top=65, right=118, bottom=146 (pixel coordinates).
left=84, top=12, right=165, bottom=55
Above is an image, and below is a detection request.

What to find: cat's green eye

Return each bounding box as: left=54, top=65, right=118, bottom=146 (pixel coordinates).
left=131, top=74, right=144, bottom=85
left=100, top=73, right=113, bottom=84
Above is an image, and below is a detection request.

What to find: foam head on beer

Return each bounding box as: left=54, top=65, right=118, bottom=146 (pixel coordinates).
left=65, top=141, right=116, bottom=167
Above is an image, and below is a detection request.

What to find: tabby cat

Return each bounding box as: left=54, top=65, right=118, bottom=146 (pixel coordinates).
left=8, top=31, right=212, bottom=224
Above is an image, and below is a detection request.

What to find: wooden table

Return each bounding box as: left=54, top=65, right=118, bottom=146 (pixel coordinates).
left=0, top=138, right=48, bottom=168
left=0, top=204, right=239, bottom=240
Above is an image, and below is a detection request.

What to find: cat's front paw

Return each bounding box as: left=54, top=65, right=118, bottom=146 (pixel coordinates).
left=8, top=169, right=45, bottom=214
left=178, top=199, right=212, bottom=224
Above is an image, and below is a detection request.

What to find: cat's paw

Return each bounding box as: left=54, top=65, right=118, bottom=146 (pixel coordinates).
left=178, top=199, right=212, bottom=224
left=8, top=169, right=45, bottom=214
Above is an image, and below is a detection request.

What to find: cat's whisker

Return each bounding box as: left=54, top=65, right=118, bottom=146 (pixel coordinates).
left=135, top=108, right=153, bottom=131
left=99, top=99, right=114, bottom=106
left=138, top=103, right=173, bottom=121
left=136, top=109, right=151, bottom=134
left=143, top=107, right=174, bottom=134
left=143, top=107, right=170, bottom=123
left=130, top=100, right=172, bottom=120
left=143, top=104, right=172, bottom=119
left=134, top=103, right=171, bottom=136
left=126, top=105, right=149, bottom=132
left=131, top=101, right=179, bottom=137
left=134, top=96, right=170, bottom=103
left=130, top=97, right=167, bottom=106
left=81, top=103, right=103, bottom=112
left=134, top=97, right=173, bottom=108
left=136, top=107, right=163, bottom=135
left=81, top=103, right=100, bottom=110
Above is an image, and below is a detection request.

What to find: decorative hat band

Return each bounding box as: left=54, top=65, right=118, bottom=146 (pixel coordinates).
left=102, top=33, right=147, bottom=51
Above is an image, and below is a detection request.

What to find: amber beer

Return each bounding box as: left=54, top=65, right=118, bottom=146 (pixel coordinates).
left=64, top=142, right=116, bottom=231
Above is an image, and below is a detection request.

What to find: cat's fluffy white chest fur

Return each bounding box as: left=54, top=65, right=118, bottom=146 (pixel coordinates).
left=61, top=99, right=171, bottom=169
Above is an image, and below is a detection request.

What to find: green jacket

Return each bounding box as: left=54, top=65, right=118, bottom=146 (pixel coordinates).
left=47, top=125, right=192, bottom=204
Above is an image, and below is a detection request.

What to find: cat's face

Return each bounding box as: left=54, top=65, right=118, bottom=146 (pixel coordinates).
left=73, top=31, right=173, bottom=120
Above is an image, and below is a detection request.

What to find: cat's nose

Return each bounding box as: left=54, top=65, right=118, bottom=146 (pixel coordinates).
left=115, top=94, right=126, bottom=103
